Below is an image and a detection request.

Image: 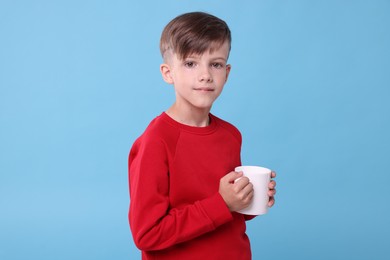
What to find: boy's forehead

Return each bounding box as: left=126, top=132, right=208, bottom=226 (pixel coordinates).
left=182, top=41, right=230, bottom=59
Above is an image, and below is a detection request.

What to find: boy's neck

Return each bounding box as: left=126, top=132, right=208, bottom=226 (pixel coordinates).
left=166, top=103, right=211, bottom=127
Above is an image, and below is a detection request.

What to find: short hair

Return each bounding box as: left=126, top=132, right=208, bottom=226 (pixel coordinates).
left=160, top=12, right=231, bottom=61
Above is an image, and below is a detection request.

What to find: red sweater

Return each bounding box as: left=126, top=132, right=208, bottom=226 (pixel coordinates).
left=128, top=112, right=253, bottom=259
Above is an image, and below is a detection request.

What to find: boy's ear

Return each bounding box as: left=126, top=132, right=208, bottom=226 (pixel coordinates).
left=160, top=63, right=174, bottom=84
left=225, top=64, right=231, bottom=82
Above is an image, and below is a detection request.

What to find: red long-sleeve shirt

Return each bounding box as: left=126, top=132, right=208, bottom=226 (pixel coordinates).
left=128, top=112, right=253, bottom=259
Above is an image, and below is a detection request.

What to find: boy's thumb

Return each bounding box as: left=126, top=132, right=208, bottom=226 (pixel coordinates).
left=226, top=171, right=243, bottom=183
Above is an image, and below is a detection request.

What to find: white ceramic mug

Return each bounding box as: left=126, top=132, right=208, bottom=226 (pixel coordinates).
left=234, top=166, right=271, bottom=215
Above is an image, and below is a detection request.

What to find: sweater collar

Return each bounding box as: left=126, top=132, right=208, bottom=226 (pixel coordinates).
left=161, top=112, right=218, bottom=134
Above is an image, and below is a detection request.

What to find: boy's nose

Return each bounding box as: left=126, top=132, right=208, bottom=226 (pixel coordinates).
left=198, top=69, right=213, bottom=83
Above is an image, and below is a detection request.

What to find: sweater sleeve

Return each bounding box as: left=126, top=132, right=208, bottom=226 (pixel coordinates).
left=128, top=135, right=233, bottom=251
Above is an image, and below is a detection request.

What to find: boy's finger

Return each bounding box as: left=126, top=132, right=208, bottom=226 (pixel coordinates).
left=268, top=189, right=276, bottom=197
left=268, top=180, right=276, bottom=189
left=271, top=171, right=276, bottom=178
left=233, top=177, right=251, bottom=194
left=241, top=181, right=254, bottom=195
left=234, top=176, right=250, bottom=186
left=268, top=197, right=275, bottom=207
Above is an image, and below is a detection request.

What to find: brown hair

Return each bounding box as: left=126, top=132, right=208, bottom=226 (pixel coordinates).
left=160, top=12, right=231, bottom=61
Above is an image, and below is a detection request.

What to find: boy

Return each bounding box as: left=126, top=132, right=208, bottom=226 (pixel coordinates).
left=128, top=12, right=276, bottom=259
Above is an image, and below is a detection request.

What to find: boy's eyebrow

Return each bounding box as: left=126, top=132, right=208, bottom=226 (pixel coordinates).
left=212, top=57, right=228, bottom=61
left=184, top=56, right=227, bottom=62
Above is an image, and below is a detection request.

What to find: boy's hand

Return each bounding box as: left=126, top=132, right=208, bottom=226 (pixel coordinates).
left=268, top=171, right=277, bottom=207
left=219, top=171, right=254, bottom=212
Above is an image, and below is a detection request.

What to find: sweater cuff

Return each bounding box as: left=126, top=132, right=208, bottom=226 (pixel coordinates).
left=200, top=193, right=233, bottom=227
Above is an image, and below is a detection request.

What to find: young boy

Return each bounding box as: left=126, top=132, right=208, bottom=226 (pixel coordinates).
left=128, top=12, right=276, bottom=259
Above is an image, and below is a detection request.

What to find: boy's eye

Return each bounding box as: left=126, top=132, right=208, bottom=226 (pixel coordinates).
left=211, top=63, right=223, bottom=69
left=184, top=61, right=195, bottom=68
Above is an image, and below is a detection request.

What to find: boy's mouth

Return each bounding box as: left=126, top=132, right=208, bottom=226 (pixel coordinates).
left=193, top=87, right=214, bottom=92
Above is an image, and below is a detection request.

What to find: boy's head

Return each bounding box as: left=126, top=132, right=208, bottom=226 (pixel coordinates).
left=160, top=12, right=231, bottom=62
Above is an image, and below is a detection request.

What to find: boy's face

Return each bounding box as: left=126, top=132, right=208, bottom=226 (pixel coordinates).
left=160, top=41, right=231, bottom=112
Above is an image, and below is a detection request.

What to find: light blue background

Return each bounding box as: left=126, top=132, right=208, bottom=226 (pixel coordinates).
left=1, top=1, right=389, bottom=259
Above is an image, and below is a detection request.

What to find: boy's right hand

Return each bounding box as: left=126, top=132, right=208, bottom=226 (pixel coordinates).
left=219, top=171, right=254, bottom=212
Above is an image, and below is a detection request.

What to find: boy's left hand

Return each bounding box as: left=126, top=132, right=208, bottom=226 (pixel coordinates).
left=268, top=171, right=277, bottom=207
